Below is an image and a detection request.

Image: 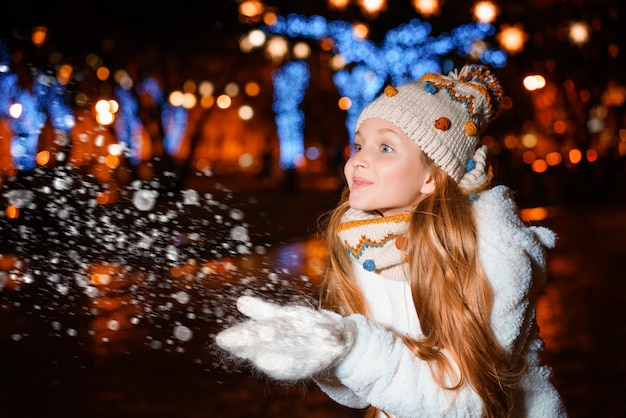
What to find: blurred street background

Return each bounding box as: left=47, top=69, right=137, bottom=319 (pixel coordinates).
left=0, top=1, right=625, bottom=417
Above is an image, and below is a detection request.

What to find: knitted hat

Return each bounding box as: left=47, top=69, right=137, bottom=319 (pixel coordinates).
left=355, top=64, right=503, bottom=192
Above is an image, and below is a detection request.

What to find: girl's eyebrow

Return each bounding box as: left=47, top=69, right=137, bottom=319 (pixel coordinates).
left=356, top=127, right=400, bottom=135
left=377, top=127, right=403, bottom=138
left=354, top=127, right=403, bottom=140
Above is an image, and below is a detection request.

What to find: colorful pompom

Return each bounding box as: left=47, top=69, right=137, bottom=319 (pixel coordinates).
left=459, top=64, right=504, bottom=121
left=363, top=259, right=376, bottom=271
left=434, top=117, right=451, bottom=131
left=384, top=85, right=398, bottom=97
left=465, top=120, right=479, bottom=136
left=465, top=157, right=476, bottom=172
left=424, top=82, right=438, bottom=94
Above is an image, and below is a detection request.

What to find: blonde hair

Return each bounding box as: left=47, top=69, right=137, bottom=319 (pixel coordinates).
left=318, top=157, right=525, bottom=418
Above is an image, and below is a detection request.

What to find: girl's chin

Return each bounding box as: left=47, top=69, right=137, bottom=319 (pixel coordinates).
left=348, top=199, right=376, bottom=213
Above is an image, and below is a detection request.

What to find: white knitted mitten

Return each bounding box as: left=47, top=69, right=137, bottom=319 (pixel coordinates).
left=216, top=295, right=357, bottom=380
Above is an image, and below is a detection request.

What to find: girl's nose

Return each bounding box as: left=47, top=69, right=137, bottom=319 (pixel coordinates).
left=351, top=149, right=368, bottom=168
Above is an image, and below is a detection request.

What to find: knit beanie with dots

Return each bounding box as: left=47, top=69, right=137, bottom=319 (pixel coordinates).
left=355, top=64, right=503, bottom=192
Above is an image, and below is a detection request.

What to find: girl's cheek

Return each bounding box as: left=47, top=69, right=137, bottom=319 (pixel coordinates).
left=344, top=160, right=353, bottom=177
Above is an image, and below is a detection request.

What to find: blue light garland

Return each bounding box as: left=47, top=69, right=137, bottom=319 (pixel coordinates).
left=1, top=65, right=76, bottom=170
left=1, top=36, right=189, bottom=170
left=137, top=76, right=189, bottom=157
left=272, top=60, right=310, bottom=169
left=264, top=14, right=508, bottom=157
left=0, top=43, right=77, bottom=170
left=137, top=76, right=164, bottom=105
left=333, top=65, right=385, bottom=140
left=114, top=86, right=143, bottom=165
left=161, top=103, right=188, bottom=156
left=114, top=77, right=189, bottom=165
left=9, top=89, right=44, bottom=170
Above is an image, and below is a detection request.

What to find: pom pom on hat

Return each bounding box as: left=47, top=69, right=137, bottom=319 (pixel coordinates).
left=355, top=64, right=503, bottom=192
left=384, top=85, right=399, bottom=97
left=457, top=63, right=503, bottom=122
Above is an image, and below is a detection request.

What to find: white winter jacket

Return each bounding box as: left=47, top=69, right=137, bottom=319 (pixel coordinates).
left=314, top=186, right=568, bottom=417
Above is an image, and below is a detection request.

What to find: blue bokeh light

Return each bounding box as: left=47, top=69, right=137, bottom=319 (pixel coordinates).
left=265, top=14, right=507, bottom=155
left=137, top=76, right=165, bottom=105
left=114, top=86, right=143, bottom=165
left=161, top=103, right=188, bottom=156
left=272, top=60, right=310, bottom=169
left=0, top=63, right=76, bottom=169
left=10, top=90, right=45, bottom=170
left=137, top=76, right=188, bottom=156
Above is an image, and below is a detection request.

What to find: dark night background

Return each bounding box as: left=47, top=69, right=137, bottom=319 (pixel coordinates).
left=0, top=1, right=625, bottom=417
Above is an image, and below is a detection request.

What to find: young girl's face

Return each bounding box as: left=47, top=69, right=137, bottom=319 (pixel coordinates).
left=345, top=118, right=435, bottom=217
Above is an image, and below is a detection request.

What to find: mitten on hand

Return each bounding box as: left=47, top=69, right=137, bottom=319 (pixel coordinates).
left=215, top=295, right=356, bottom=380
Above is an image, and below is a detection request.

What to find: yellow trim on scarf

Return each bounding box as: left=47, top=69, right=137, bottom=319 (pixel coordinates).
left=337, top=212, right=412, bottom=233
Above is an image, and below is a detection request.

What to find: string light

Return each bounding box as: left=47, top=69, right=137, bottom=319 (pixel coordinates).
left=162, top=104, right=188, bottom=155
left=568, top=21, right=590, bottom=46
left=327, top=0, right=350, bottom=11
left=272, top=61, right=310, bottom=169
left=412, top=0, right=440, bottom=17
left=473, top=1, right=499, bottom=24
left=523, top=75, right=546, bottom=91
left=95, top=99, right=116, bottom=125
left=239, top=0, right=264, bottom=18
left=140, top=76, right=189, bottom=156
left=31, top=26, right=48, bottom=47
left=114, top=86, right=143, bottom=164
left=1, top=67, right=75, bottom=170
left=358, top=0, right=387, bottom=17
left=265, top=36, right=289, bottom=62
left=497, top=24, right=527, bottom=54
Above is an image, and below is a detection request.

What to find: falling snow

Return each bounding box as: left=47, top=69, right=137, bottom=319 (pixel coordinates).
left=0, top=166, right=317, bottom=367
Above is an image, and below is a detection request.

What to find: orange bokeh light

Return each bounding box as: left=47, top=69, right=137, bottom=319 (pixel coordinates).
left=531, top=159, right=548, bottom=173
left=569, top=148, right=582, bottom=164
left=31, top=26, right=48, bottom=46
left=338, top=96, right=352, bottom=110
left=520, top=206, right=550, bottom=222
left=105, top=154, right=120, bottom=169
left=216, top=94, right=232, bottom=109
left=36, top=150, right=51, bottom=166
left=586, top=149, right=598, bottom=162
left=546, top=152, right=562, bottom=166
left=6, top=205, right=19, bottom=219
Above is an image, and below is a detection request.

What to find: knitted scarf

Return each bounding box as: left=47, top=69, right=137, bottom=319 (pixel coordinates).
left=337, top=208, right=411, bottom=281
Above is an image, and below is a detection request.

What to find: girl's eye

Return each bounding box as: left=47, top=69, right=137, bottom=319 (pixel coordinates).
left=353, top=144, right=362, bottom=152
left=381, top=144, right=393, bottom=153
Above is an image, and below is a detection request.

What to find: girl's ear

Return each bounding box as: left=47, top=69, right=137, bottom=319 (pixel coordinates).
left=420, top=172, right=437, bottom=196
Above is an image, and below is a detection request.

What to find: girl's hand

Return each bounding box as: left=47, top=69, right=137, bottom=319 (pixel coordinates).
left=216, top=296, right=356, bottom=380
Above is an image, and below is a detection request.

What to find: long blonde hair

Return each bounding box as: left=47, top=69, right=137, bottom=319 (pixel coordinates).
left=318, top=160, right=525, bottom=418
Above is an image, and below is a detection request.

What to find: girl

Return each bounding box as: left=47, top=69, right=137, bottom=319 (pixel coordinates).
left=216, top=64, right=567, bottom=417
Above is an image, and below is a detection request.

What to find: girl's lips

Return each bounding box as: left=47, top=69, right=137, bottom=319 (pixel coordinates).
left=351, top=176, right=372, bottom=189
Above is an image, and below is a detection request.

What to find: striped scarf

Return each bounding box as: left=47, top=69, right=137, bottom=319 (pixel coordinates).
left=337, top=208, right=411, bottom=281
